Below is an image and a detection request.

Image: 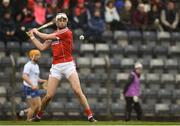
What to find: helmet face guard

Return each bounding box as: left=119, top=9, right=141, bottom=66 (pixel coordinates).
left=55, top=13, right=68, bottom=28
left=55, top=13, right=68, bottom=22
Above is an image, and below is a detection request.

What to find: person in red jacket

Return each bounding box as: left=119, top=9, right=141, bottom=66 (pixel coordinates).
left=27, top=13, right=97, bottom=122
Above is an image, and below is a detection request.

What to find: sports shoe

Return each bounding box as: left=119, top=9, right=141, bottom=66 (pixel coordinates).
left=30, top=116, right=41, bottom=122
left=125, top=118, right=130, bottom=122
left=88, top=116, right=97, bottom=122
left=16, top=112, right=23, bottom=120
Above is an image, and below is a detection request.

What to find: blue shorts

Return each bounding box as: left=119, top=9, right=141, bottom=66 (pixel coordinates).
left=23, top=85, right=46, bottom=99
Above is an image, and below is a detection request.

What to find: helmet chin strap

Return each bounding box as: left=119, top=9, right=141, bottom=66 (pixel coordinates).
left=58, top=26, right=66, bottom=29
left=56, top=22, right=67, bottom=29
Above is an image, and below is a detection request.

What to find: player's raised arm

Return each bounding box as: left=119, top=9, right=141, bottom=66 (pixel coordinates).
left=32, top=28, right=57, bottom=40
left=27, top=31, right=51, bottom=51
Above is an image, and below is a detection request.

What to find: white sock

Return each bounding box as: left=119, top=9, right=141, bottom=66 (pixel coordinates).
left=19, top=110, right=25, bottom=116
left=88, top=114, right=93, bottom=120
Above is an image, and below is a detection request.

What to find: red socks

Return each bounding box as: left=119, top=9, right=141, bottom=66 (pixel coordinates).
left=36, top=111, right=44, bottom=119
left=85, top=108, right=93, bottom=119
left=36, top=109, right=93, bottom=119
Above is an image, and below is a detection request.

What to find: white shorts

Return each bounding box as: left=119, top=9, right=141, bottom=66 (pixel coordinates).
left=49, top=61, right=76, bottom=80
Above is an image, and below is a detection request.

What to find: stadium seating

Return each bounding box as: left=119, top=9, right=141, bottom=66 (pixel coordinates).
left=142, top=104, right=155, bottom=116
left=142, top=31, right=157, bottom=42
left=155, top=103, right=170, bottom=116
left=80, top=43, right=94, bottom=57
left=170, top=104, right=180, bottom=116
left=95, top=43, right=110, bottom=56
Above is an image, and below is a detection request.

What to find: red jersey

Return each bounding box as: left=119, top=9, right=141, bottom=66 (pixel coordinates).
left=51, top=27, right=73, bottom=64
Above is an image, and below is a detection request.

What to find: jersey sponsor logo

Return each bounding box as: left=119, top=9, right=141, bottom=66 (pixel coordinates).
left=52, top=37, right=61, bottom=45
left=51, top=41, right=60, bottom=45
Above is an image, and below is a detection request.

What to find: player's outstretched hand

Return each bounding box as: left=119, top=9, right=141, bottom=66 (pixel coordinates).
left=31, top=28, right=38, bottom=34
left=26, top=30, right=34, bottom=38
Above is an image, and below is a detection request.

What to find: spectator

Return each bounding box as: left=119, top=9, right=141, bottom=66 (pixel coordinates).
left=151, top=0, right=164, bottom=10
left=123, top=62, right=143, bottom=121
left=130, top=0, right=141, bottom=11
left=72, top=0, right=89, bottom=30
left=114, top=0, right=124, bottom=13
left=148, top=4, right=163, bottom=31
left=14, top=10, right=27, bottom=42
left=12, top=0, right=27, bottom=20
left=47, top=0, right=71, bottom=15
left=46, top=0, right=61, bottom=21
left=33, top=0, right=46, bottom=26
left=105, top=0, right=120, bottom=30
left=61, top=0, right=71, bottom=14
left=27, top=0, right=35, bottom=10
left=119, top=0, right=133, bottom=30
left=21, top=7, right=35, bottom=30
left=88, top=0, right=105, bottom=19
left=0, top=0, right=13, bottom=17
left=160, top=1, right=179, bottom=31
left=0, top=10, right=17, bottom=42
left=142, top=0, right=150, bottom=12
left=132, top=3, right=148, bottom=30
left=86, top=10, right=105, bottom=41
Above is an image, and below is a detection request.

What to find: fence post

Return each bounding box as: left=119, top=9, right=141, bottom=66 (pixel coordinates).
left=105, top=56, right=112, bottom=119
left=10, top=55, right=16, bottom=120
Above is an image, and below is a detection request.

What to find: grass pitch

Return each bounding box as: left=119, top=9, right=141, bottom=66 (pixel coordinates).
left=0, top=120, right=180, bottom=125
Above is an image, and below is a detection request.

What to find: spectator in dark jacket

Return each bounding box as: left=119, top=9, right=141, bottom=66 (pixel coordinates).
left=88, top=0, right=104, bottom=19
left=119, top=0, right=133, bottom=30
left=14, top=10, right=27, bottom=42
left=12, top=0, right=27, bottom=21
left=148, top=4, right=163, bottom=31
left=130, top=0, right=140, bottom=11
left=72, top=0, right=90, bottom=30
left=0, top=0, right=13, bottom=17
left=86, top=10, right=105, bottom=41
left=123, top=62, right=143, bottom=121
left=160, top=1, right=179, bottom=31
left=0, top=10, right=17, bottom=42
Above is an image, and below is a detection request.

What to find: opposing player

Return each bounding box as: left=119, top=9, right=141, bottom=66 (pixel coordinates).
left=27, top=13, right=97, bottom=122
left=17, top=49, right=47, bottom=121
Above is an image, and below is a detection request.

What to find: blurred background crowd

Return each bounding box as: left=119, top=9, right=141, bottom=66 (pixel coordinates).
left=0, top=0, right=179, bottom=43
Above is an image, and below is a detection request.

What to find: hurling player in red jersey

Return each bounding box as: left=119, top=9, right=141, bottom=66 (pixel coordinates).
left=27, top=13, right=97, bottom=122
